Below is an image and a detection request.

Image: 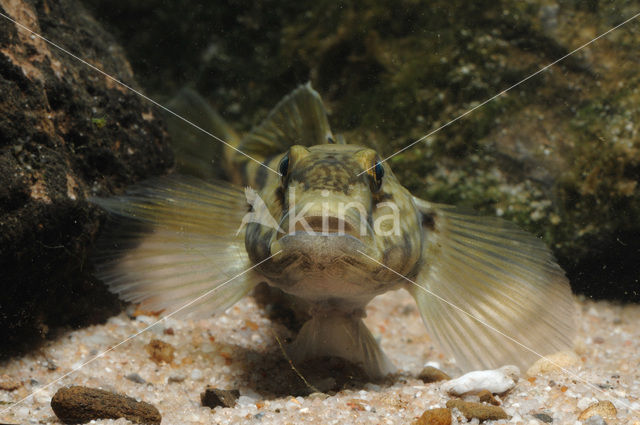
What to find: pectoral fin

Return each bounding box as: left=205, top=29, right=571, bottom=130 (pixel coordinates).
left=91, top=176, right=261, bottom=318
left=409, top=197, right=576, bottom=371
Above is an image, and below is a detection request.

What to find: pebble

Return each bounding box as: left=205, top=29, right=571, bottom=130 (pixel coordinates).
left=145, top=338, right=175, bottom=364
left=168, top=375, right=186, bottom=383
left=200, top=387, right=240, bottom=409
left=526, top=351, right=579, bottom=376
left=50, top=386, right=161, bottom=425
left=419, top=366, right=451, bottom=383
left=532, top=412, right=553, bottom=423
left=125, top=373, right=146, bottom=384
left=413, top=407, right=452, bottom=425
left=0, top=374, right=21, bottom=391
left=445, top=399, right=509, bottom=421
left=477, top=389, right=500, bottom=405
left=578, top=400, right=617, bottom=421
left=190, top=368, right=204, bottom=381
left=441, top=366, right=519, bottom=395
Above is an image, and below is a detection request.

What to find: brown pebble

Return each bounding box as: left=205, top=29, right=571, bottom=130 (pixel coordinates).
left=578, top=400, right=617, bottom=421
left=477, top=389, right=500, bottom=405
left=0, top=375, right=21, bottom=391
left=413, top=407, right=452, bottom=425
left=418, top=366, right=451, bottom=383
left=145, top=338, right=175, bottom=364
left=446, top=399, right=509, bottom=421
left=51, top=386, right=161, bottom=425
left=200, top=387, right=240, bottom=408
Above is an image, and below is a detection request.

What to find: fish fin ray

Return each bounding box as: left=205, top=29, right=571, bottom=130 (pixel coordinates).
left=165, top=88, right=240, bottom=180
left=237, top=82, right=334, bottom=161
left=409, top=197, right=576, bottom=371
left=288, top=315, right=396, bottom=379
left=91, top=176, right=261, bottom=318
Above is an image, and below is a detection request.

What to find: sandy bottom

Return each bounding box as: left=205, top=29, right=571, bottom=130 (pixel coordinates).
left=1, top=290, right=639, bottom=424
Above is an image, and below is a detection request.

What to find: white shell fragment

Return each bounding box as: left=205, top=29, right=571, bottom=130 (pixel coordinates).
left=441, top=365, right=520, bottom=395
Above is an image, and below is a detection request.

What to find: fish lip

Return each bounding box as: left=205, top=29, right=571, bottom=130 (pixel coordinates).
left=271, top=232, right=368, bottom=258
left=276, top=210, right=374, bottom=241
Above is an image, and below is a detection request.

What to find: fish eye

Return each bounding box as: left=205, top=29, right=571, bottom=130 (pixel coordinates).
left=279, top=155, right=289, bottom=177
left=369, top=160, right=384, bottom=192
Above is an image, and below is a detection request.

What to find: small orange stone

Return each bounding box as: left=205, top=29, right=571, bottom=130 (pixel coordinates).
left=527, top=377, right=536, bottom=384
left=346, top=399, right=366, bottom=411
left=245, top=320, right=259, bottom=331
left=560, top=385, right=568, bottom=392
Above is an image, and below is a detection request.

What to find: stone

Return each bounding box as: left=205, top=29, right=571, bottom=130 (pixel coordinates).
left=50, top=386, right=161, bottom=425
left=477, top=389, right=500, bottom=406
left=413, top=407, right=452, bottom=425
left=200, top=387, right=240, bottom=409
left=125, top=373, right=146, bottom=384
left=441, top=366, right=519, bottom=395
left=0, top=0, right=173, bottom=356
left=446, top=399, right=509, bottom=421
left=0, top=374, right=21, bottom=391
left=145, top=339, right=175, bottom=364
left=418, top=366, right=451, bottom=383
left=532, top=412, right=553, bottom=423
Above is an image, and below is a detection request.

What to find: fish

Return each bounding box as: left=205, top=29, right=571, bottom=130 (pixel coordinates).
left=91, top=83, right=576, bottom=379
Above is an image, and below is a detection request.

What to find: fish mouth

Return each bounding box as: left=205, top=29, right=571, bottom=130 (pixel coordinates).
left=276, top=209, right=373, bottom=241
left=271, top=208, right=374, bottom=260
left=270, top=232, right=367, bottom=260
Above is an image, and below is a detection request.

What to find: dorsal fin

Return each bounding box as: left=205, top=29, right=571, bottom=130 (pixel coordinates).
left=235, top=83, right=335, bottom=163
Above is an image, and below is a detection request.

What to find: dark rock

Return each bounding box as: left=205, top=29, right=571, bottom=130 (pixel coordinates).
left=0, top=0, right=173, bottom=357
left=50, top=386, right=161, bottom=424
left=200, top=387, right=240, bottom=409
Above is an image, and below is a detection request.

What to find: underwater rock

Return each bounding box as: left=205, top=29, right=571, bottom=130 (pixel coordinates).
left=441, top=365, right=519, bottom=395
left=0, top=0, right=173, bottom=356
left=200, top=387, right=240, bottom=409
left=51, top=385, right=161, bottom=424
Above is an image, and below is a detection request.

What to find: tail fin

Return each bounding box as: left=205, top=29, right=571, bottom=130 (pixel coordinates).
left=165, top=88, right=240, bottom=180
left=288, top=314, right=396, bottom=380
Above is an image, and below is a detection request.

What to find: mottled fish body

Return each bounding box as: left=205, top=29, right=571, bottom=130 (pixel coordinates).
left=92, top=84, right=575, bottom=378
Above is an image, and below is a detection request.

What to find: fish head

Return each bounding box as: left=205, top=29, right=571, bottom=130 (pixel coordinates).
left=247, top=144, right=423, bottom=303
